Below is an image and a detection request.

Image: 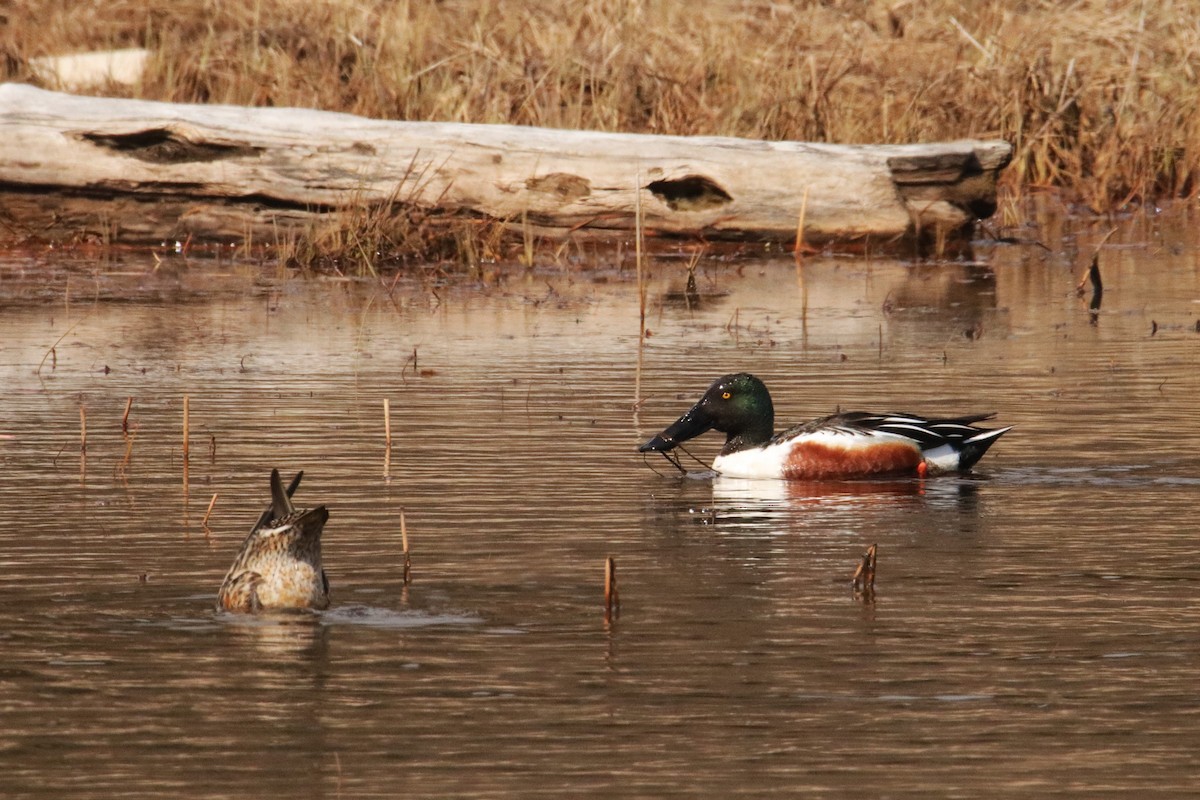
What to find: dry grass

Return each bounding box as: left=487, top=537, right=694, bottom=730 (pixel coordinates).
left=2, top=0, right=1196, bottom=258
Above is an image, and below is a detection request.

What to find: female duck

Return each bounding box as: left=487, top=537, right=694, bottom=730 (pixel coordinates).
left=639, top=373, right=1010, bottom=480
left=217, top=469, right=330, bottom=612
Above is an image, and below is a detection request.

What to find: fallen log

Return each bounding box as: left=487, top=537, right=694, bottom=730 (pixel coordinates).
left=0, top=83, right=1011, bottom=252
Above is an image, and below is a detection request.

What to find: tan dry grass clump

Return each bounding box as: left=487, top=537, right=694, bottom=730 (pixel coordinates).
left=3, top=0, right=1196, bottom=216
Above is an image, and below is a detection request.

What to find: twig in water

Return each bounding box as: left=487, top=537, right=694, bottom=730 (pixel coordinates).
left=121, top=397, right=133, bottom=436
left=675, top=442, right=712, bottom=471
left=852, top=544, right=878, bottom=597
left=643, top=442, right=710, bottom=477
left=36, top=308, right=97, bottom=377
left=79, top=406, right=87, bottom=454
left=643, top=450, right=684, bottom=477
left=201, top=493, right=218, bottom=529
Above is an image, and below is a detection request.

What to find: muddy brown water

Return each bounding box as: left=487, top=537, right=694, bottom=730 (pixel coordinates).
left=3, top=217, right=1200, bottom=797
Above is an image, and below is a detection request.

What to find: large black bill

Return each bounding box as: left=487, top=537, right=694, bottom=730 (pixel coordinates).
left=638, top=403, right=715, bottom=453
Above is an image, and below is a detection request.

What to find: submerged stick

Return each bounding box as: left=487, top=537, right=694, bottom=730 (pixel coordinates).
left=201, top=492, right=218, bottom=529
left=400, top=508, right=412, bottom=584
left=121, top=397, right=132, bottom=436
left=604, top=556, right=619, bottom=620
left=79, top=405, right=87, bottom=453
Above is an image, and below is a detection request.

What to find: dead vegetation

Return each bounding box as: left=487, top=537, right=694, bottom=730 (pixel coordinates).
left=2, top=0, right=1196, bottom=265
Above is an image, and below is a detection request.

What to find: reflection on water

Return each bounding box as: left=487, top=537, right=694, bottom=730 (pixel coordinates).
left=4, top=217, right=1200, bottom=797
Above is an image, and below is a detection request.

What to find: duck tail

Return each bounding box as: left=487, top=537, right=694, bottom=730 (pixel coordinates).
left=256, top=469, right=303, bottom=529
left=957, top=426, right=1013, bottom=471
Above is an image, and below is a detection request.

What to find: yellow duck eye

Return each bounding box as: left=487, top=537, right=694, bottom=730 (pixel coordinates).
left=721, top=391, right=731, bottom=399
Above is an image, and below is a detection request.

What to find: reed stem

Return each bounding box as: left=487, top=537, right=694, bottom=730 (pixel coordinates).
left=201, top=492, right=218, bottom=529
left=182, top=395, right=190, bottom=462
left=852, top=544, right=878, bottom=594
left=400, top=508, right=412, bottom=584
left=793, top=186, right=809, bottom=261
left=383, top=398, right=392, bottom=449
left=604, top=556, right=619, bottom=620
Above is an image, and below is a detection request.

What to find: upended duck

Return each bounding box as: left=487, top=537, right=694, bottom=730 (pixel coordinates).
left=639, top=373, right=1010, bottom=480
left=217, top=469, right=330, bottom=612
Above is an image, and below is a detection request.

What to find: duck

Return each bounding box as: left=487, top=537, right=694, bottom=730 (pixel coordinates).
left=638, top=373, right=1010, bottom=480
left=216, top=469, right=330, bottom=613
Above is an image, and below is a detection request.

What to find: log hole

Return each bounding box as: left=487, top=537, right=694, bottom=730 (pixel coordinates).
left=80, top=129, right=261, bottom=164
left=647, top=175, right=732, bottom=211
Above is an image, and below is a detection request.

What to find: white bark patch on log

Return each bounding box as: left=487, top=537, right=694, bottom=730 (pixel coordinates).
left=0, top=83, right=1011, bottom=249
left=27, top=49, right=150, bottom=91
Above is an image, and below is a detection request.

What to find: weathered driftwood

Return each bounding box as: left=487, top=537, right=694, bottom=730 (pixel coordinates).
left=0, top=83, right=1011, bottom=250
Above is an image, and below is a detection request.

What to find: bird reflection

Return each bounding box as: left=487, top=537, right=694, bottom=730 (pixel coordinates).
left=697, top=474, right=983, bottom=532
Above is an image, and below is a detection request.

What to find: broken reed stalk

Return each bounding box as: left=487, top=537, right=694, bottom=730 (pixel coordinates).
left=121, top=397, right=133, bottom=436
left=852, top=544, right=878, bottom=592
left=383, top=398, right=392, bottom=449
left=201, top=492, right=218, bottom=529
left=604, top=556, right=619, bottom=620
left=793, top=185, right=810, bottom=261
left=79, top=405, right=87, bottom=453
left=635, top=169, right=645, bottom=336
left=400, top=508, right=412, bottom=584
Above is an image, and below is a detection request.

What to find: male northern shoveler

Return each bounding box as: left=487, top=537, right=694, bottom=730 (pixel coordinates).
left=216, top=469, right=330, bottom=613
left=639, top=373, right=1011, bottom=480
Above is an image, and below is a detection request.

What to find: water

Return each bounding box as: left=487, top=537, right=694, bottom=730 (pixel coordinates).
left=3, top=214, right=1200, bottom=797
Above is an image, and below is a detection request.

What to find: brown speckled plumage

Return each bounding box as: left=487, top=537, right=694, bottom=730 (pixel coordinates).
left=217, top=469, right=330, bottom=613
